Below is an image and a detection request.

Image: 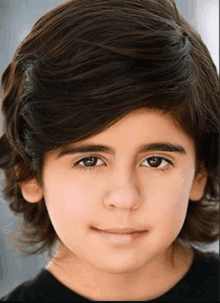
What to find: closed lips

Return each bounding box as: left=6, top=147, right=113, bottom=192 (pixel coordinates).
left=91, top=227, right=147, bottom=234
left=101, top=231, right=144, bottom=234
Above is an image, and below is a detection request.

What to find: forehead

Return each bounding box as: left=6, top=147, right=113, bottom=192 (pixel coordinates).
left=86, top=109, right=190, bottom=142
left=46, top=109, right=195, bottom=161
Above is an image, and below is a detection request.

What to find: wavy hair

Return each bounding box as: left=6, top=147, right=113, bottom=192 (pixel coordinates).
left=0, top=0, right=219, bottom=259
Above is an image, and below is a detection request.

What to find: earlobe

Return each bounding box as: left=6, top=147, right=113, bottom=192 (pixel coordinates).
left=20, top=179, right=44, bottom=203
left=189, top=166, right=208, bottom=201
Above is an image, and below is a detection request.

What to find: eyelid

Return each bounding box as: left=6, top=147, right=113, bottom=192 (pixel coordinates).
left=146, top=153, right=173, bottom=162
left=73, top=154, right=103, bottom=165
left=139, top=153, right=173, bottom=168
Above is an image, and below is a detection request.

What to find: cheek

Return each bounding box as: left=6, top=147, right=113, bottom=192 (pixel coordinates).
left=43, top=172, right=98, bottom=225
left=43, top=178, right=97, bottom=246
left=147, top=170, right=194, bottom=227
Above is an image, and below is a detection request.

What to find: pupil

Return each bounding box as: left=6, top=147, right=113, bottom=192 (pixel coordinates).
left=149, top=157, right=161, bottom=167
left=85, top=157, right=96, bottom=166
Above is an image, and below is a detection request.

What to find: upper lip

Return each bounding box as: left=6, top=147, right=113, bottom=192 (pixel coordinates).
left=94, top=227, right=147, bottom=234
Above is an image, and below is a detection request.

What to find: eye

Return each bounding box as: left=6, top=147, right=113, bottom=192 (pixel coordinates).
left=74, top=156, right=104, bottom=170
left=72, top=154, right=173, bottom=172
left=141, top=155, right=173, bottom=172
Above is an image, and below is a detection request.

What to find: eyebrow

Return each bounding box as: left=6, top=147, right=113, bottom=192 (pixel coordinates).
left=55, top=142, right=187, bottom=159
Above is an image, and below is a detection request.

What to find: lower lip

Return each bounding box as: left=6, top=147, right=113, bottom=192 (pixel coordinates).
left=92, top=228, right=148, bottom=245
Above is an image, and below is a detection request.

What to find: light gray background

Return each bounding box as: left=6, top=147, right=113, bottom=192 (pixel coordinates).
left=0, top=0, right=219, bottom=298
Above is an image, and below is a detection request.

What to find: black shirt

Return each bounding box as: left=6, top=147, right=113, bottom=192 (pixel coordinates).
left=0, top=250, right=219, bottom=301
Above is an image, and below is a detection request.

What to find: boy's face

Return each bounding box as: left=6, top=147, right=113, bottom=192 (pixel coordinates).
left=21, top=109, right=207, bottom=284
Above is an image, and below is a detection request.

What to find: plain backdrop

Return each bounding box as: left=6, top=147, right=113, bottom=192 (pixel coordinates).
left=0, top=0, right=219, bottom=298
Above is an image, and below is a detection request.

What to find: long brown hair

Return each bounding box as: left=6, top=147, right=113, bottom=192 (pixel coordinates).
left=0, top=0, right=219, bottom=259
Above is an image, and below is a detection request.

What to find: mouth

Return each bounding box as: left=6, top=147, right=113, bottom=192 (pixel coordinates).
left=91, top=226, right=148, bottom=245
left=91, top=226, right=147, bottom=235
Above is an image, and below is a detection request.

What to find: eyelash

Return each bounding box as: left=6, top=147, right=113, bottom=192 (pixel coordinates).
left=72, top=154, right=173, bottom=173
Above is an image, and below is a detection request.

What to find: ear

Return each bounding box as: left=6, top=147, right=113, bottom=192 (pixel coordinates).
left=20, top=179, right=44, bottom=203
left=189, top=163, right=208, bottom=201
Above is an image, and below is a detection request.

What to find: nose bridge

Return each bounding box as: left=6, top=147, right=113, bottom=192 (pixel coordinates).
left=104, top=158, right=141, bottom=209
left=113, top=166, right=137, bottom=190
left=111, top=155, right=137, bottom=187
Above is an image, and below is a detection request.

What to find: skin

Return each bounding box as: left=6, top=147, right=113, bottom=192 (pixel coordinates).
left=21, top=109, right=208, bottom=301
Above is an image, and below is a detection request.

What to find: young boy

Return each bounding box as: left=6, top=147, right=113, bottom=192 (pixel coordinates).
left=0, top=0, right=219, bottom=301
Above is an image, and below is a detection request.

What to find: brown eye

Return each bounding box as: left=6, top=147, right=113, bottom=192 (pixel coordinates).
left=142, top=155, right=173, bottom=172
left=73, top=155, right=173, bottom=172
left=147, top=157, right=163, bottom=168
left=74, top=156, right=104, bottom=170
left=81, top=156, right=98, bottom=166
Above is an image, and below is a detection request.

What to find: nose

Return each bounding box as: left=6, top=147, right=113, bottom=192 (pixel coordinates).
left=104, top=170, right=142, bottom=211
